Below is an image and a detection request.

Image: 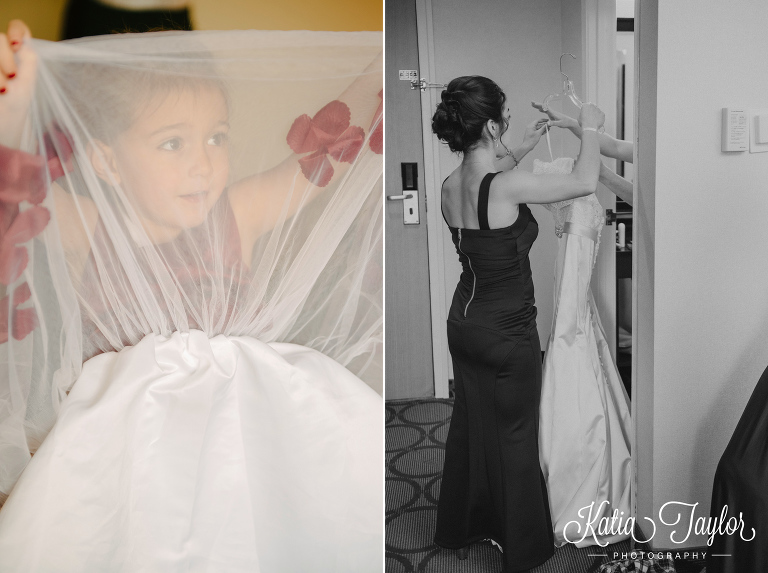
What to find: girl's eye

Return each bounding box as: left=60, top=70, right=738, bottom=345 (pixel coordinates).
left=160, top=138, right=182, bottom=151
left=208, top=133, right=228, bottom=146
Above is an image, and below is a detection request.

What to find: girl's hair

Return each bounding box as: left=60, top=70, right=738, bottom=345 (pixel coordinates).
left=60, top=55, right=229, bottom=143
left=431, top=75, right=507, bottom=153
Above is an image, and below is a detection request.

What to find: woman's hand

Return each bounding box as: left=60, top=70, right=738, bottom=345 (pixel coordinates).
left=0, top=20, right=36, bottom=149
left=530, top=101, right=579, bottom=132
left=533, top=100, right=633, bottom=162
left=520, top=118, right=548, bottom=150
left=578, top=102, right=605, bottom=131
left=493, top=119, right=547, bottom=172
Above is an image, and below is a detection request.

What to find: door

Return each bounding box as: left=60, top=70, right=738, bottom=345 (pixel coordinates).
left=417, top=0, right=618, bottom=397
left=384, top=0, right=435, bottom=400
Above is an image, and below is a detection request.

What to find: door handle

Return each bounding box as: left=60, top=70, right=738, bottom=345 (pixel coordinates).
left=410, top=78, right=448, bottom=92
left=386, top=192, right=419, bottom=224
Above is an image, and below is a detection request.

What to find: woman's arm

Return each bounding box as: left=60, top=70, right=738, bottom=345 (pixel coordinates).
left=494, top=119, right=548, bottom=171
left=496, top=103, right=604, bottom=205
left=530, top=101, right=633, bottom=163
left=598, top=161, right=634, bottom=206
left=228, top=51, right=383, bottom=245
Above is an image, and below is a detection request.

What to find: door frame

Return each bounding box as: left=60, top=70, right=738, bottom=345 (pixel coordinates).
left=415, top=0, right=451, bottom=397
left=416, top=0, right=618, bottom=399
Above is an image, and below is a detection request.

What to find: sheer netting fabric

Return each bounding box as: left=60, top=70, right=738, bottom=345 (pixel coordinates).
left=0, top=31, right=383, bottom=508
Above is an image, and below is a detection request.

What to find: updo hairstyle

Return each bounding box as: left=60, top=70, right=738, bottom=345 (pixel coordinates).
left=431, top=76, right=507, bottom=153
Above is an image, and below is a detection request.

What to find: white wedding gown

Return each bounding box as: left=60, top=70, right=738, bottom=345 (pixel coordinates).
left=535, top=157, right=632, bottom=548
left=0, top=331, right=382, bottom=572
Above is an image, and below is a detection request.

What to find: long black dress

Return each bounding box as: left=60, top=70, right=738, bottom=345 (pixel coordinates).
left=434, top=172, right=555, bottom=572
left=706, top=363, right=768, bottom=573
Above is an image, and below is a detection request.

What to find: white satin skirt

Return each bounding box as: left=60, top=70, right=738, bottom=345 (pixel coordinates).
left=539, top=231, right=632, bottom=548
left=0, top=331, right=383, bottom=572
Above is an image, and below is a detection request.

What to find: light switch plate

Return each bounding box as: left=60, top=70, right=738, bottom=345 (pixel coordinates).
left=757, top=115, right=768, bottom=144
left=748, top=109, right=768, bottom=153
left=722, top=108, right=748, bottom=151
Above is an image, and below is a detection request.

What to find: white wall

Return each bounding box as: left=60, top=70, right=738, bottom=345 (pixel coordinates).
left=636, top=0, right=768, bottom=548
left=616, top=0, right=634, bottom=19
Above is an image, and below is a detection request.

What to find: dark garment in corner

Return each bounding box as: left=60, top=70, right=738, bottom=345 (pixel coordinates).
left=707, top=363, right=768, bottom=573
left=62, top=0, right=192, bottom=40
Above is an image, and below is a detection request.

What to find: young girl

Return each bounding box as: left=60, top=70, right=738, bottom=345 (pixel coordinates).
left=0, top=21, right=383, bottom=572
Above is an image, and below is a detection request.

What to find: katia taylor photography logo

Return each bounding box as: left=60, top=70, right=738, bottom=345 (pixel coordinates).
left=563, top=500, right=756, bottom=547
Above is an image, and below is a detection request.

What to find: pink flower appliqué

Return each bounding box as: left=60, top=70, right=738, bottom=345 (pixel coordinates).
left=286, top=100, right=365, bottom=187
left=0, top=123, right=71, bottom=342
left=369, top=90, right=383, bottom=155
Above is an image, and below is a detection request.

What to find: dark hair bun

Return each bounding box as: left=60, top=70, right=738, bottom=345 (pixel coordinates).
left=431, top=76, right=507, bottom=153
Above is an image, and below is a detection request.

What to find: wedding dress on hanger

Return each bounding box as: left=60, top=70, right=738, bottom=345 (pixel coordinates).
left=0, top=30, right=383, bottom=572
left=535, top=129, right=632, bottom=548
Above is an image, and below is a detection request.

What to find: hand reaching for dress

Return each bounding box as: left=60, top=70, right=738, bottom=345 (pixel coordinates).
left=521, top=118, right=549, bottom=149
left=530, top=101, right=580, bottom=132
left=0, top=20, right=36, bottom=149
left=530, top=100, right=633, bottom=163
left=494, top=118, right=549, bottom=171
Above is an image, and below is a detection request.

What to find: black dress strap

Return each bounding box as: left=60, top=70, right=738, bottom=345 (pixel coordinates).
left=440, top=176, right=451, bottom=228
left=477, top=172, right=500, bottom=230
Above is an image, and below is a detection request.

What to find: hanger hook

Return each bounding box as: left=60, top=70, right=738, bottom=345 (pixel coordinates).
left=559, top=53, right=576, bottom=82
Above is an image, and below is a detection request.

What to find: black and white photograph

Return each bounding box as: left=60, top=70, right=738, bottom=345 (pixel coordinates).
left=385, top=1, right=768, bottom=572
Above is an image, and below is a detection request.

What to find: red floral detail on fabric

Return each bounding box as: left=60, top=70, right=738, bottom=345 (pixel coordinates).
left=0, top=281, right=36, bottom=344
left=0, top=123, right=67, bottom=342
left=0, top=205, right=50, bottom=284
left=0, top=145, right=46, bottom=205
left=12, top=281, right=32, bottom=306
left=44, top=125, right=75, bottom=181
left=3, top=205, right=50, bottom=245
left=11, top=306, right=37, bottom=341
left=298, top=151, right=334, bottom=188
left=286, top=100, right=364, bottom=187
left=0, top=246, right=29, bottom=285
left=369, top=89, right=383, bottom=155
left=328, top=126, right=365, bottom=163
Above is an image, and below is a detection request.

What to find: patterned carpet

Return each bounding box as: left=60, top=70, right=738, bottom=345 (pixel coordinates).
left=385, top=398, right=635, bottom=573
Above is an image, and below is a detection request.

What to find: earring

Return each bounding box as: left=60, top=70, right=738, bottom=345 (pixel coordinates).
left=493, top=137, right=499, bottom=148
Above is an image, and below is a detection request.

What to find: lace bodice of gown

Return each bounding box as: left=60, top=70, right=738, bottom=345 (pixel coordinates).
left=533, top=157, right=605, bottom=264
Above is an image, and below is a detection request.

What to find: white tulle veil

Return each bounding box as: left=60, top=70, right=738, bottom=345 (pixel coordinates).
left=0, top=30, right=382, bottom=500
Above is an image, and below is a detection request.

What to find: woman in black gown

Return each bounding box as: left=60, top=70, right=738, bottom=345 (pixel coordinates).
left=431, top=76, right=605, bottom=571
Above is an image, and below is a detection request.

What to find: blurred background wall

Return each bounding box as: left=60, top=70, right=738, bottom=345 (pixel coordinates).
left=1, top=0, right=381, bottom=41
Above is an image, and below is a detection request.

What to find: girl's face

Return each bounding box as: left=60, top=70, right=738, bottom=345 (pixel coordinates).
left=107, top=85, right=230, bottom=243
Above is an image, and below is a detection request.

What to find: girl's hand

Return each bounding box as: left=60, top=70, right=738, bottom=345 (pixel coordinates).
left=521, top=118, right=548, bottom=150
left=530, top=101, right=579, bottom=132
left=0, top=20, right=36, bottom=149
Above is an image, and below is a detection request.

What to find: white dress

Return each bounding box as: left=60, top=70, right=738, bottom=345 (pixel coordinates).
left=534, top=157, right=632, bottom=548
left=0, top=331, right=382, bottom=572
left=0, top=31, right=384, bottom=572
